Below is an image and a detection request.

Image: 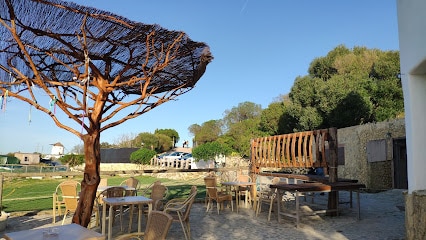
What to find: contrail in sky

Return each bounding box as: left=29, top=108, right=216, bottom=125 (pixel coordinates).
left=240, top=0, right=249, bottom=14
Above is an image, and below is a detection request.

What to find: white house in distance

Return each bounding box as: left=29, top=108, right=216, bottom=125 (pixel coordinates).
left=43, top=142, right=65, bottom=159
left=14, top=142, right=64, bottom=164
left=50, top=142, right=64, bottom=155
left=14, top=152, right=40, bottom=165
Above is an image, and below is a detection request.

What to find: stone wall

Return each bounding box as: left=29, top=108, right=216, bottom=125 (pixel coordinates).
left=405, top=190, right=426, bottom=239
left=338, top=118, right=406, bottom=190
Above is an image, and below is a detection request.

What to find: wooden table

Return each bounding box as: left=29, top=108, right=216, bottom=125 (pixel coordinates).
left=3, top=223, right=104, bottom=240
left=221, top=181, right=257, bottom=212
left=102, top=196, right=153, bottom=240
left=270, top=182, right=366, bottom=227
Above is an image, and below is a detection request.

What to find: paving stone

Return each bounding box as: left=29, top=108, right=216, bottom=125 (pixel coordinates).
left=0, top=189, right=406, bottom=240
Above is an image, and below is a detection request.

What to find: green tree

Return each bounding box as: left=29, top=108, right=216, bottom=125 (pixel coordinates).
left=369, top=51, right=400, bottom=80
left=192, top=141, right=232, bottom=161
left=154, top=129, right=179, bottom=147
left=328, top=91, right=373, bottom=128
left=226, top=118, right=266, bottom=157
left=280, top=102, right=323, bottom=133
left=289, top=76, right=322, bottom=108
left=308, top=45, right=350, bottom=80
left=59, top=154, right=85, bottom=167
left=132, top=132, right=173, bottom=152
left=369, top=77, right=403, bottom=121
left=223, top=101, right=262, bottom=130
left=369, top=51, right=403, bottom=121
left=130, top=148, right=157, bottom=165
left=133, top=132, right=159, bottom=150
left=188, top=123, right=202, bottom=145
left=156, top=134, right=174, bottom=153
left=99, top=142, right=114, bottom=149
left=193, top=120, right=222, bottom=145
left=259, top=101, right=286, bottom=135
left=288, top=45, right=402, bottom=130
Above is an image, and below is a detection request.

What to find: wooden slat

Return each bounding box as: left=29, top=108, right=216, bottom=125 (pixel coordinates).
left=250, top=128, right=331, bottom=171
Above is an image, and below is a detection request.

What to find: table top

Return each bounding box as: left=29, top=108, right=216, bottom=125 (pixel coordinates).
left=221, top=181, right=256, bottom=186
left=97, top=185, right=135, bottom=192
left=4, top=223, right=104, bottom=240
left=103, top=195, right=153, bottom=206
left=259, top=172, right=359, bottom=183
left=270, top=182, right=366, bottom=192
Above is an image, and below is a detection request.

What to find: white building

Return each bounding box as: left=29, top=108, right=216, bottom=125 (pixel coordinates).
left=397, top=1, right=426, bottom=238
left=50, top=142, right=64, bottom=155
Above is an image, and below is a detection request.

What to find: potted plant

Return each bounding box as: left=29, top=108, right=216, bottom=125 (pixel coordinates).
left=191, top=141, right=231, bottom=169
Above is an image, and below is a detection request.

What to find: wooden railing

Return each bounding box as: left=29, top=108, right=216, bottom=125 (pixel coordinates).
left=250, top=128, right=336, bottom=174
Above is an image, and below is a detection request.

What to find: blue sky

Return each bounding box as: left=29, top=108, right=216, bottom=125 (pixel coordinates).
left=0, top=0, right=399, bottom=154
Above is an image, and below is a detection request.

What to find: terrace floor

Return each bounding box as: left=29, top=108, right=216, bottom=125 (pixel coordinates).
left=0, top=189, right=405, bottom=240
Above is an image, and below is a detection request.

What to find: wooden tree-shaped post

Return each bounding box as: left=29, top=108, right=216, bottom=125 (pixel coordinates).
left=327, top=127, right=338, bottom=216
left=0, top=0, right=212, bottom=226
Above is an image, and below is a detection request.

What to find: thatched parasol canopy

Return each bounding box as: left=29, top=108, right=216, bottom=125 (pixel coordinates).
left=0, top=0, right=213, bottom=94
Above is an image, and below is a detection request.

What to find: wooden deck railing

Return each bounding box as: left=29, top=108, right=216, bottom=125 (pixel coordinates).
left=250, top=128, right=336, bottom=174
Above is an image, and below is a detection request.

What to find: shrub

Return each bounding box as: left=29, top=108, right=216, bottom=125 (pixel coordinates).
left=59, top=154, right=85, bottom=166
left=192, top=141, right=232, bottom=162
left=130, top=148, right=157, bottom=164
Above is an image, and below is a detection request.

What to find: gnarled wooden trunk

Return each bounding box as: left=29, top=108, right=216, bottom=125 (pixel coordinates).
left=72, top=133, right=101, bottom=227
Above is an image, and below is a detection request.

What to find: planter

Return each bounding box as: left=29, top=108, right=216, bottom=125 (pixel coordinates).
left=190, top=160, right=215, bottom=169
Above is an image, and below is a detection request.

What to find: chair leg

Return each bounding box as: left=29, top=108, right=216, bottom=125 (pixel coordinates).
left=178, top=212, right=190, bottom=240
left=52, top=202, right=56, bottom=224
left=128, top=205, right=134, bottom=233
left=119, top=206, right=124, bottom=232
left=62, top=210, right=68, bottom=225
left=216, top=202, right=220, bottom=214
left=245, top=190, right=249, bottom=208
left=256, top=199, right=262, bottom=217
left=206, top=199, right=211, bottom=212
left=185, top=220, right=191, bottom=240
left=230, top=198, right=234, bottom=212
left=268, top=197, right=275, bottom=221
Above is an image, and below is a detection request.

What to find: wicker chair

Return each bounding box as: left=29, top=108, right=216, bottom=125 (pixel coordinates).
left=52, top=180, right=80, bottom=223
left=256, top=177, right=281, bottom=221
left=235, top=174, right=253, bottom=208
left=115, top=211, right=173, bottom=240
left=59, top=182, right=80, bottom=225
left=142, top=181, right=168, bottom=211
left=204, top=177, right=234, bottom=214
left=120, top=177, right=141, bottom=196
left=99, top=178, right=108, bottom=187
left=163, top=185, right=197, bottom=240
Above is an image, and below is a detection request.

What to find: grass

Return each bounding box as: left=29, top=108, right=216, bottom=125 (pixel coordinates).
left=1, top=175, right=206, bottom=213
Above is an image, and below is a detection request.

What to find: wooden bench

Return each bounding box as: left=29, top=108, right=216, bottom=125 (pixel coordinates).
left=251, top=128, right=358, bottom=217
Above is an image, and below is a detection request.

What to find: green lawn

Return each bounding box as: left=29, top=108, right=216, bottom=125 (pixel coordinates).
left=1, top=175, right=206, bottom=213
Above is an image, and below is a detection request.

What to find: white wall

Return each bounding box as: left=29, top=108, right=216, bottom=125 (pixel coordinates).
left=397, top=0, right=426, bottom=193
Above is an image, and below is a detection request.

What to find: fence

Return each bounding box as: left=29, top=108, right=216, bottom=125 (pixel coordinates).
left=0, top=164, right=69, bottom=174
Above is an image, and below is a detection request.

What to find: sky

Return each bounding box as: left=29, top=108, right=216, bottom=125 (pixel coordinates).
left=0, top=0, right=400, bottom=155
